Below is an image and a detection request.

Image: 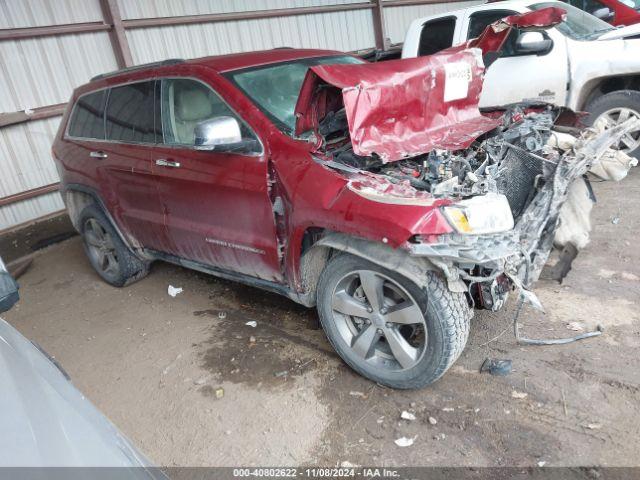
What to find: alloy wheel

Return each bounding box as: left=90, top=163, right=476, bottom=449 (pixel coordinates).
left=594, top=107, right=640, bottom=154
left=330, top=270, right=427, bottom=372
left=83, top=218, right=120, bottom=277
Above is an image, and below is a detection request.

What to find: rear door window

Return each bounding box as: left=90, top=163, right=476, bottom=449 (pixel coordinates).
left=418, top=17, right=456, bottom=56
left=67, top=90, right=106, bottom=139
left=105, top=81, right=157, bottom=143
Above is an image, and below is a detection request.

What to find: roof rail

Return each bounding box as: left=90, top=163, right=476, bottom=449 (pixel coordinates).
left=90, top=59, right=185, bottom=82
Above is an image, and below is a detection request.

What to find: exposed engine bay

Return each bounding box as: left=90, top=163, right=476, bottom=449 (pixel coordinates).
left=327, top=105, right=556, bottom=208
left=314, top=104, right=639, bottom=311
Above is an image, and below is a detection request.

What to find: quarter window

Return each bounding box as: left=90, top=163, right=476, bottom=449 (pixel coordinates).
left=160, top=78, right=259, bottom=150
left=67, top=90, right=106, bottom=139
left=418, top=17, right=456, bottom=56
left=105, top=81, right=157, bottom=143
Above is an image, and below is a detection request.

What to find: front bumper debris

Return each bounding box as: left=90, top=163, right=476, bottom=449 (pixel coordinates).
left=406, top=116, right=640, bottom=309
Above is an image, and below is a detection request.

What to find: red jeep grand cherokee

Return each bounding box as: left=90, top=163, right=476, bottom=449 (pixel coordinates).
left=52, top=9, right=634, bottom=388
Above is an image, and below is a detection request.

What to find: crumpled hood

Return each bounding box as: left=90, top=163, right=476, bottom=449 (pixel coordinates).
left=295, top=49, right=500, bottom=162
left=294, top=7, right=566, bottom=163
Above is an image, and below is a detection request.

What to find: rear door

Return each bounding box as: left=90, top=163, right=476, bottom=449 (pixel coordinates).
left=151, top=76, right=283, bottom=282
left=65, top=84, right=165, bottom=250
left=462, top=9, right=569, bottom=108
left=100, top=80, right=167, bottom=250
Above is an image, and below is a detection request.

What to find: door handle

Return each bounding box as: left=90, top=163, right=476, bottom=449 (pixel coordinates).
left=89, top=151, right=108, bottom=159
left=155, top=159, right=181, bottom=168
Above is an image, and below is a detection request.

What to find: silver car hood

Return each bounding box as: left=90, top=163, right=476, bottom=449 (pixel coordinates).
left=0, top=317, right=157, bottom=472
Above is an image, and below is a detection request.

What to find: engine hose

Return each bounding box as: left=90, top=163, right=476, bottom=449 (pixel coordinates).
left=512, top=296, right=603, bottom=345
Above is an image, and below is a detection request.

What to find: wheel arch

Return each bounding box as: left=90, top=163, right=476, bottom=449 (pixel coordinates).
left=63, top=184, right=144, bottom=254
left=297, top=231, right=462, bottom=307
left=577, top=74, right=640, bottom=111
left=65, top=188, right=95, bottom=231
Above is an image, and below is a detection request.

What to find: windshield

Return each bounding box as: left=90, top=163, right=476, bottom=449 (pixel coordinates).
left=225, top=55, right=363, bottom=134
left=530, top=2, right=614, bottom=39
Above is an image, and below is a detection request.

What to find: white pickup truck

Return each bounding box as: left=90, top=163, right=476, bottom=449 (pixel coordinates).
left=402, top=0, right=640, bottom=156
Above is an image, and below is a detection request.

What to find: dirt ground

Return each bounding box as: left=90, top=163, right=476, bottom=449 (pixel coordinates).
left=3, top=168, right=640, bottom=468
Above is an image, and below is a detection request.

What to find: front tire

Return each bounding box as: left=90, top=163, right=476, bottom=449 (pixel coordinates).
left=585, top=90, right=640, bottom=158
left=316, top=254, right=471, bottom=389
left=78, top=204, right=149, bottom=287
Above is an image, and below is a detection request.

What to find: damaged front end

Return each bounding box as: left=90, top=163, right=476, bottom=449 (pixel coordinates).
left=294, top=7, right=638, bottom=312
left=404, top=109, right=639, bottom=310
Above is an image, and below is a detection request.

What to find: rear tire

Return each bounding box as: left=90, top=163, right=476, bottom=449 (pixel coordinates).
left=585, top=90, right=640, bottom=158
left=78, top=204, right=149, bottom=287
left=316, top=253, right=471, bottom=389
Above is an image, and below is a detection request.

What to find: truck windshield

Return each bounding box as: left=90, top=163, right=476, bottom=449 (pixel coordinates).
left=226, top=55, right=363, bottom=135
left=530, top=2, right=614, bottom=40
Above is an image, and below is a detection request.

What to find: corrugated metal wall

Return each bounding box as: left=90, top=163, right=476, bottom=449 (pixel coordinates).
left=0, top=0, right=118, bottom=231
left=121, top=0, right=376, bottom=64
left=0, top=0, right=480, bottom=232
left=383, top=0, right=480, bottom=43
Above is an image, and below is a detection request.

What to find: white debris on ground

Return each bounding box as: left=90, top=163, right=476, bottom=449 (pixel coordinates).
left=245, top=321, right=257, bottom=327
left=400, top=411, right=416, bottom=421
left=554, top=142, right=636, bottom=250
left=167, top=285, right=183, bottom=297
left=194, top=376, right=209, bottom=386
left=394, top=436, right=417, bottom=447
left=511, top=391, right=528, bottom=399
left=428, top=416, right=437, bottom=425
left=566, top=322, right=585, bottom=331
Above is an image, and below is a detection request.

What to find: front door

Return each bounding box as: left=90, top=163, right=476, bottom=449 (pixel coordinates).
left=151, top=77, right=283, bottom=282
left=463, top=10, right=569, bottom=108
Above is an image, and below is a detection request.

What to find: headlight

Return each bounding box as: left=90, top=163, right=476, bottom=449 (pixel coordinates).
left=443, top=193, right=514, bottom=234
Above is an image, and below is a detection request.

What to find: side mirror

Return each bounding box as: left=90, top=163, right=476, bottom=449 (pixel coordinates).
left=592, top=7, right=614, bottom=21
left=194, top=116, right=242, bottom=149
left=515, top=31, right=553, bottom=55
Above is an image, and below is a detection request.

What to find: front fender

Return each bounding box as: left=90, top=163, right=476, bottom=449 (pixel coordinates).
left=306, top=233, right=467, bottom=296
left=567, top=39, right=640, bottom=110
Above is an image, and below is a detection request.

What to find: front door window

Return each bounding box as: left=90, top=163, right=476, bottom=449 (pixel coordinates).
left=160, top=78, right=259, bottom=152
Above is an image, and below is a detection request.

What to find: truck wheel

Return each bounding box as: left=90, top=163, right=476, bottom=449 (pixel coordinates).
left=316, top=253, right=471, bottom=389
left=585, top=90, right=640, bottom=157
left=78, top=204, right=149, bottom=287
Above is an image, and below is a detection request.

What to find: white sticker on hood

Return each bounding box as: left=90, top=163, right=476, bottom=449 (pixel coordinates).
left=444, top=62, right=472, bottom=102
